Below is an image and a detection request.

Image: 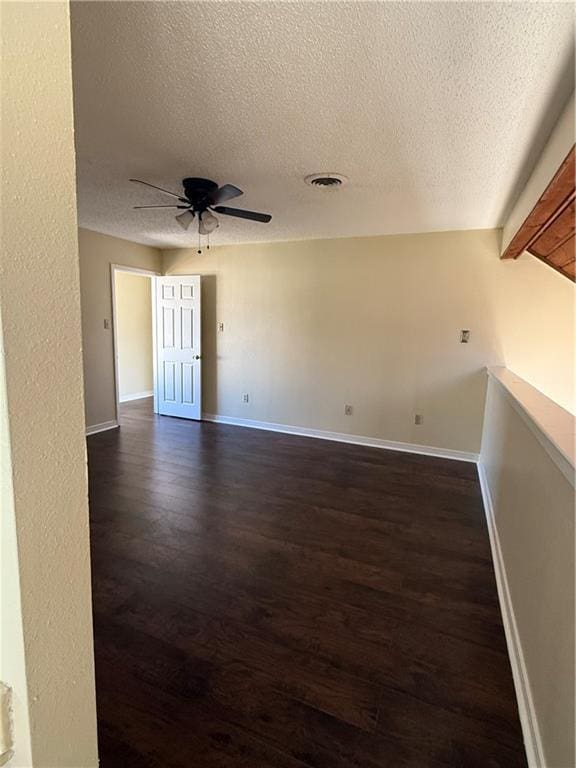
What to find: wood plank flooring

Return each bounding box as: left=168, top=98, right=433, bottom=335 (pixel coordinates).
left=88, top=398, right=527, bottom=767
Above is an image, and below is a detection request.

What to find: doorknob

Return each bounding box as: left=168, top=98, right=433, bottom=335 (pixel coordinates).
left=193, top=354, right=202, bottom=360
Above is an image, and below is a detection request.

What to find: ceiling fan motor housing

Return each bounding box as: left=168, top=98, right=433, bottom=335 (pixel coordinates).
left=182, top=177, right=219, bottom=210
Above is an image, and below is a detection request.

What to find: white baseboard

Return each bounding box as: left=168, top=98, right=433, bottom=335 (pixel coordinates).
left=477, top=462, right=543, bottom=768
left=119, top=391, right=154, bottom=403
left=85, top=419, right=119, bottom=436
left=202, top=413, right=478, bottom=463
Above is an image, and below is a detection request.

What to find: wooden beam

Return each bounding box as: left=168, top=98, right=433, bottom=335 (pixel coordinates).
left=529, top=199, right=575, bottom=257
left=501, top=145, right=575, bottom=260
left=561, top=259, right=575, bottom=280
left=545, top=234, right=575, bottom=268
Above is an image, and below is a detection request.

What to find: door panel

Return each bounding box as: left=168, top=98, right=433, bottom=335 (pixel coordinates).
left=163, top=361, right=177, bottom=402
left=155, top=275, right=201, bottom=419
left=181, top=307, right=194, bottom=349
left=162, top=307, right=175, bottom=347
left=181, top=363, right=195, bottom=405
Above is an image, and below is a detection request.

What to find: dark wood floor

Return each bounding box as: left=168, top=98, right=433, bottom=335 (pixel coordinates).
left=88, top=398, right=526, bottom=767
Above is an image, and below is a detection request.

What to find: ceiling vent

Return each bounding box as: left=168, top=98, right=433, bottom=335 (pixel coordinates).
left=305, top=173, right=348, bottom=188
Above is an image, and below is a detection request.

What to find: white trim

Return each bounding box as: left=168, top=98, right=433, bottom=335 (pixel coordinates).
left=201, top=413, right=479, bottom=462
left=85, top=419, right=119, bottom=436
left=477, top=463, right=543, bottom=768
left=151, top=277, right=158, bottom=415
left=111, top=264, right=160, bottom=278
left=487, top=369, right=574, bottom=487
left=119, top=390, right=154, bottom=403
left=110, top=264, right=160, bottom=425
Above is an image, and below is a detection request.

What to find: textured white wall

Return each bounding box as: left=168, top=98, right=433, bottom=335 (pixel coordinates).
left=0, top=3, right=98, bottom=764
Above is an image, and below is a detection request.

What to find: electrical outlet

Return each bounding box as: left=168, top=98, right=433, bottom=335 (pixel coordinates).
left=460, top=329, right=470, bottom=343
left=218, top=322, right=224, bottom=332
left=344, top=404, right=353, bottom=416
left=242, top=393, right=249, bottom=403
left=414, top=414, right=424, bottom=425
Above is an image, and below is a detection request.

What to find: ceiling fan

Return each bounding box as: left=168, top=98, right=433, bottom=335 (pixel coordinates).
left=130, top=177, right=272, bottom=239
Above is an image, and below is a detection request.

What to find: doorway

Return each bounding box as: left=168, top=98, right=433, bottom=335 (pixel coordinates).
left=111, top=267, right=203, bottom=424
left=111, top=264, right=158, bottom=423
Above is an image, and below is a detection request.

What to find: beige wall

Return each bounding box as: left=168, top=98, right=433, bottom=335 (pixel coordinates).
left=114, top=271, right=153, bottom=400
left=480, top=378, right=574, bottom=768
left=78, top=228, right=160, bottom=428
left=163, top=228, right=574, bottom=453
left=0, top=3, right=98, bottom=765
left=492, top=251, right=574, bottom=413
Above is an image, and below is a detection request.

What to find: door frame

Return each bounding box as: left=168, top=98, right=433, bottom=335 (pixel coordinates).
left=110, top=264, right=160, bottom=424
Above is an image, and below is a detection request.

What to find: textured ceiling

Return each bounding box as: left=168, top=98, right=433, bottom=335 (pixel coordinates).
left=71, top=1, right=575, bottom=248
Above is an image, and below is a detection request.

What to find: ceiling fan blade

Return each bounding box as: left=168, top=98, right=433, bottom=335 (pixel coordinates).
left=133, top=204, right=187, bottom=209
left=130, top=178, right=188, bottom=202
left=175, top=210, right=196, bottom=230
left=213, top=206, right=271, bottom=223
left=213, top=184, right=243, bottom=205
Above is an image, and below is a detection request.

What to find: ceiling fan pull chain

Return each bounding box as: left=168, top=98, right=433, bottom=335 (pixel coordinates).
left=197, top=226, right=202, bottom=255
left=207, top=231, right=210, bottom=250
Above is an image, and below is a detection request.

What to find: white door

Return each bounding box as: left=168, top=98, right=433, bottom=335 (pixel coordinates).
left=154, top=275, right=202, bottom=419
